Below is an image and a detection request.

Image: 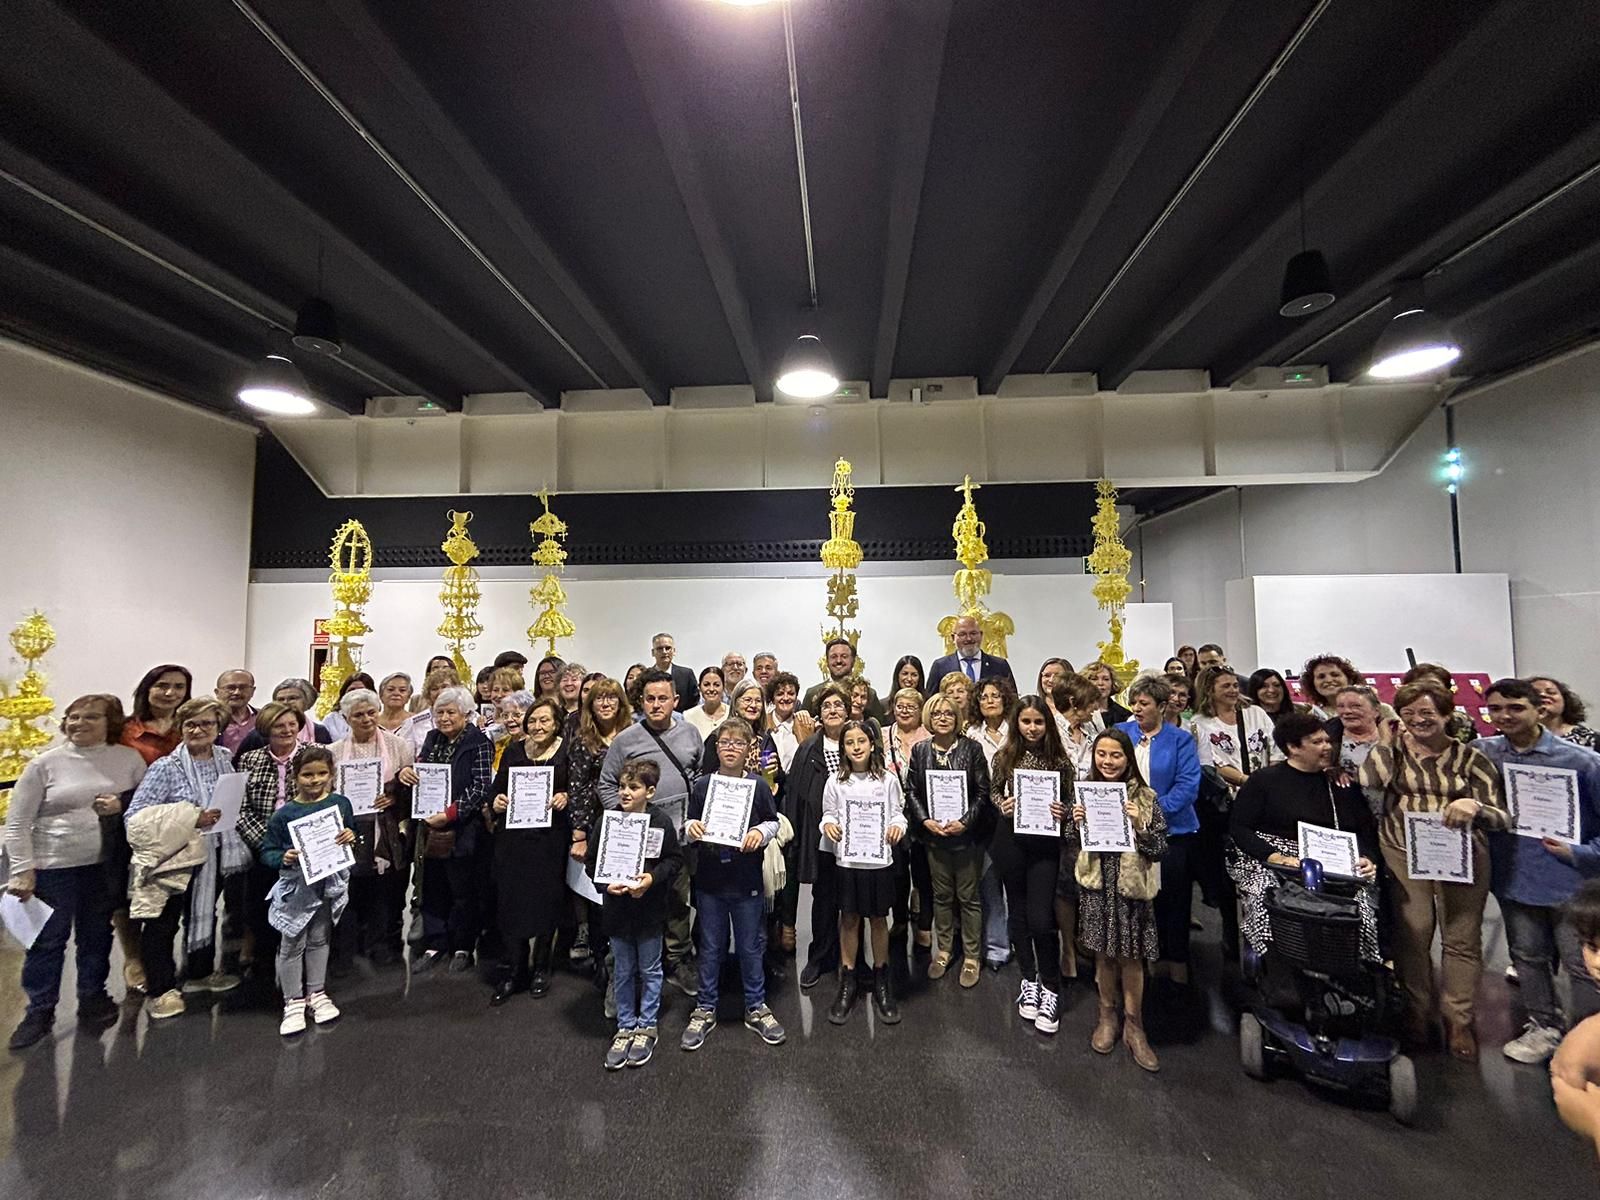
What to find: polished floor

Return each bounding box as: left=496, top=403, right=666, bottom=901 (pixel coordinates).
left=0, top=897, right=1590, bottom=1200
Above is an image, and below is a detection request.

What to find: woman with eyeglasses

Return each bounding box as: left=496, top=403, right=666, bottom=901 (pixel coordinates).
left=125, top=698, right=246, bottom=1020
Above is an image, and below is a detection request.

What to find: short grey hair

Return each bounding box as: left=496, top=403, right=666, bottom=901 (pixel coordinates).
left=1126, top=674, right=1172, bottom=706
left=559, top=662, right=587, bottom=679
left=273, top=677, right=317, bottom=706
left=502, top=689, right=536, bottom=711
left=433, top=685, right=477, bottom=716
left=339, top=687, right=381, bottom=717
left=379, top=672, right=412, bottom=693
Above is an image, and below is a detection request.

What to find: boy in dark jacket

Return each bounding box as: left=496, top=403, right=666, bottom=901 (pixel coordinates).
left=601, top=761, right=682, bottom=1070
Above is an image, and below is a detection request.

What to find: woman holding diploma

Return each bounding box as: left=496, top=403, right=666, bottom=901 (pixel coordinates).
left=1228, top=714, right=1379, bottom=961
left=397, top=686, right=495, bottom=975
left=990, top=696, right=1072, bottom=1034
left=1073, top=729, right=1167, bottom=1072
left=259, top=746, right=357, bottom=1037
left=486, top=698, right=571, bottom=1005
left=1359, top=681, right=1507, bottom=1060
left=329, top=688, right=414, bottom=966
left=820, top=721, right=907, bottom=1025
left=904, top=693, right=991, bottom=989
left=789, top=685, right=854, bottom=991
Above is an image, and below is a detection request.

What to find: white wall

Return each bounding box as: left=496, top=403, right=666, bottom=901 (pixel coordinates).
left=1455, top=345, right=1600, bottom=692
left=245, top=565, right=1173, bottom=695
left=0, top=339, right=257, bottom=719
left=1227, top=573, right=1514, bottom=680
left=1138, top=342, right=1600, bottom=694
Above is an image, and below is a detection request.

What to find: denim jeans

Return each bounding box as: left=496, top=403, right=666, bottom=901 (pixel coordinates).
left=696, top=889, right=766, bottom=1013
left=612, top=930, right=664, bottom=1031
left=980, top=856, right=1010, bottom=962
left=22, top=864, right=114, bottom=1015
left=1502, top=897, right=1600, bottom=1030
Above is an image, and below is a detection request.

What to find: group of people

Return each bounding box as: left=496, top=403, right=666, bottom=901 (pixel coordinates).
left=5, top=621, right=1599, bottom=1099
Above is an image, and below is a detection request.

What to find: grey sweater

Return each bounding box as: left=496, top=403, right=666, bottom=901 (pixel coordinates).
left=597, top=718, right=706, bottom=833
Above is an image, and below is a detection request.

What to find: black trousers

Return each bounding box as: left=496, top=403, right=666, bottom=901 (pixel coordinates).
left=421, top=856, right=480, bottom=953
left=1195, top=800, right=1240, bottom=955
left=805, top=857, right=840, bottom=973
left=1153, top=832, right=1196, bottom=964
left=893, top=842, right=934, bottom=933
left=997, top=839, right=1061, bottom=990
left=139, top=893, right=214, bottom=996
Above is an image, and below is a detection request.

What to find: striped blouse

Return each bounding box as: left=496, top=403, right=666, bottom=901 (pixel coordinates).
left=1357, top=739, right=1508, bottom=828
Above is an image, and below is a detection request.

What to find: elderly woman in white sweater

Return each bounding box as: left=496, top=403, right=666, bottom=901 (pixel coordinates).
left=4, top=694, right=147, bottom=1050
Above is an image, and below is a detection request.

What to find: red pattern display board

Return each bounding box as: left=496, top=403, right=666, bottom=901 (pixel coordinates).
left=1286, top=672, right=1497, bottom=735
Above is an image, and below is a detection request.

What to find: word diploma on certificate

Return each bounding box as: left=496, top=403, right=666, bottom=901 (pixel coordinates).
left=1504, top=763, right=1580, bottom=845
left=507, top=766, right=554, bottom=829
left=1296, top=821, right=1359, bottom=878
left=700, top=776, right=757, bottom=848
left=926, top=770, right=968, bottom=825
left=412, top=762, right=452, bottom=820
left=1403, top=811, right=1473, bottom=884
left=841, top=792, right=891, bottom=867
left=1077, top=782, right=1134, bottom=853
left=1012, top=769, right=1061, bottom=837
left=288, top=807, right=354, bottom=885
left=338, top=758, right=382, bottom=818
left=594, top=810, right=650, bottom=887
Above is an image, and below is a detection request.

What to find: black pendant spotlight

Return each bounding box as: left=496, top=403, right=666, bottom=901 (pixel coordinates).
left=292, top=296, right=343, bottom=356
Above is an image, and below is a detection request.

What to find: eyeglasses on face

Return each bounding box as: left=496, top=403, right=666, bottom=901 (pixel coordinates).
left=182, top=720, right=218, bottom=731
left=717, top=738, right=751, bottom=749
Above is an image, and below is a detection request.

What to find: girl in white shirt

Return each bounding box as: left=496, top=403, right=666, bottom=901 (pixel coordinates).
left=820, top=721, right=907, bottom=1026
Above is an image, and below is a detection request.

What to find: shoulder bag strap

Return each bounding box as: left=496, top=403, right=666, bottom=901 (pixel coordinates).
left=644, top=726, right=695, bottom=795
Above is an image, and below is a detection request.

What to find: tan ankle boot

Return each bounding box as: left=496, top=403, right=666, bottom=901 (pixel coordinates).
left=1124, top=1015, right=1160, bottom=1072
left=779, top=925, right=796, bottom=954
left=114, top=910, right=146, bottom=994
left=1091, top=1004, right=1120, bottom=1054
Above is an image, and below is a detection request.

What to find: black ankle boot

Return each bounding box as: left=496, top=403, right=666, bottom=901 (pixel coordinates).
left=827, top=968, right=857, bottom=1025
left=872, top=967, right=901, bottom=1024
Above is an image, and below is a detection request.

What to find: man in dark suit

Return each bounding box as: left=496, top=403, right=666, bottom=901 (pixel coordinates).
left=650, top=632, right=699, bottom=710
left=928, top=614, right=1015, bottom=690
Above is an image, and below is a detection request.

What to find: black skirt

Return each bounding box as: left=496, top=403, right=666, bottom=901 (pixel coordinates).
left=493, top=828, right=569, bottom=941
left=836, top=859, right=897, bottom=917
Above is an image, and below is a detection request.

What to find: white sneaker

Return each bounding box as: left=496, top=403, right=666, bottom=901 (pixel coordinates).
left=1034, top=987, right=1060, bottom=1035
left=145, top=989, right=185, bottom=1020
left=1016, top=978, right=1040, bottom=1021
left=1503, top=1020, right=1562, bottom=1064
left=279, top=1000, right=307, bottom=1037
left=306, top=992, right=340, bottom=1025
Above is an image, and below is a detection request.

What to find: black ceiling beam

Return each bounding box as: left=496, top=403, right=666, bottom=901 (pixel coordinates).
left=1219, top=128, right=1600, bottom=382
left=979, top=1, right=1226, bottom=395
left=0, top=241, right=359, bottom=415
left=1096, top=0, right=1528, bottom=391
left=612, top=0, right=765, bottom=399
left=42, top=3, right=549, bottom=410
left=1452, top=233, right=1600, bottom=330
left=0, top=141, right=455, bottom=412
left=869, top=0, right=953, bottom=399
left=318, top=0, right=665, bottom=404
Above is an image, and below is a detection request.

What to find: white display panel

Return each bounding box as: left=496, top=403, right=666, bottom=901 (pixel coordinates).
left=1226, top=573, right=1514, bottom=678
left=246, top=566, right=1174, bottom=695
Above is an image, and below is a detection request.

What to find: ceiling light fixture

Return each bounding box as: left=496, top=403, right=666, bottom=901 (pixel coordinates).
left=776, top=333, right=839, bottom=398
left=237, top=350, right=315, bottom=415
left=292, top=296, right=343, bottom=356
left=771, top=1, right=840, bottom=401
left=1367, top=280, right=1460, bottom=379
left=1278, top=176, right=1334, bottom=317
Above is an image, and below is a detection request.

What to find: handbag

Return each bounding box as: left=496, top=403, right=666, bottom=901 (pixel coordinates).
left=424, top=828, right=457, bottom=858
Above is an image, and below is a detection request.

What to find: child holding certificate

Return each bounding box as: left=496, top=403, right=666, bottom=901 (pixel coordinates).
left=990, top=696, right=1072, bottom=1035
left=681, top=718, right=786, bottom=1052
left=601, top=761, right=683, bottom=1070
left=820, top=721, right=907, bottom=1025
left=259, top=746, right=357, bottom=1038
left=1072, top=730, right=1166, bottom=1072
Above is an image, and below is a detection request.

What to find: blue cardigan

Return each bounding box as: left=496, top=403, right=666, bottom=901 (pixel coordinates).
left=1116, top=719, right=1201, bottom=836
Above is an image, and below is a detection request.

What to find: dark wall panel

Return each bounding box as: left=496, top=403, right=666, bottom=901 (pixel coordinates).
left=251, top=432, right=1099, bottom=569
